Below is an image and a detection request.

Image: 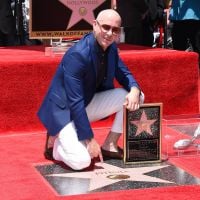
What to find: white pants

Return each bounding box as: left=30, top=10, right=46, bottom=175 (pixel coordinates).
left=53, top=88, right=144, bottom=170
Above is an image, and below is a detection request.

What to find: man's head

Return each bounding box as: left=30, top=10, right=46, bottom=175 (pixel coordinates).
left=93, top=9, right=121, bottom=50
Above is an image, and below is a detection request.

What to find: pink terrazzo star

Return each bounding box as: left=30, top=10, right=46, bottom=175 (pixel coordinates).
left=131, top=110, right=157, bottom=136
left=58, top=0, right=106, bottom=29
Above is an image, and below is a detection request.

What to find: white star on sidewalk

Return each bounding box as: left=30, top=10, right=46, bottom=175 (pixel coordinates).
left=48, top=162, right=174, bottom=191
left=58, top=0, right=106, bottom=29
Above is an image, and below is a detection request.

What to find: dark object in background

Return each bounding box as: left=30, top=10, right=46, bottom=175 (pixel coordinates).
left=0, top=0, right=16, bottom=46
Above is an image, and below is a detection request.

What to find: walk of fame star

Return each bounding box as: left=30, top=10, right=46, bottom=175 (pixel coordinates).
left=48, top=162, right=173, bottom=191
left=58, top=0, right=106, bottom=29
left=131, top=110, right=157, bottom=136
left=36, top=159, right=200, bottom=196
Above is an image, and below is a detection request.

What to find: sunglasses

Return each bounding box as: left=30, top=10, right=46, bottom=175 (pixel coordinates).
left=96, top=20, right=121, bottom=35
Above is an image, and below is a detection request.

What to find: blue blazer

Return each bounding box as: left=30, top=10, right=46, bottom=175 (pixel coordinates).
left=37, top=33, right=139, bottom=140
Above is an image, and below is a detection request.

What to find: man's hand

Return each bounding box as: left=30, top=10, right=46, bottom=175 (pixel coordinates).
left=85, top=138, right=103, bottom=162
left=124, top=87, right=141, bottom=111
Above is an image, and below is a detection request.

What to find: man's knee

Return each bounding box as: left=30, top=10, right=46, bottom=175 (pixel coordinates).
left=115, top=88, right=128, bottom=104
left=116, top=88, right=128, bottom=96
left=68, top=155, right=91, bottom=170
left=53, top=138, right=91, bottom=170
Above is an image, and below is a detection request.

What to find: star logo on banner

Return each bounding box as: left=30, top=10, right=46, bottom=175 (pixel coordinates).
left=48, top=162, right=173, bottom=191
left=58, top=0, right=106, bottom=29
left=130, top=110, right=157, bottom=136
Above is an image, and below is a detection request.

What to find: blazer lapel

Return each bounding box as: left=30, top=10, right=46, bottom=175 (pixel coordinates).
left=107, top=47, right=115, bottom=78
left=88, top=35, right=100, bottom=86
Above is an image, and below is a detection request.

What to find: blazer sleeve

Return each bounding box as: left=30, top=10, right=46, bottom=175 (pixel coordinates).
left=108, top=43, right=140, bottom=92
left=116, top=58, right=140, bottom=92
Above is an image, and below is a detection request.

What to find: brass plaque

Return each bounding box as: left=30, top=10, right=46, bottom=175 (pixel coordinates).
left=123, top=103, right=162, bottom=164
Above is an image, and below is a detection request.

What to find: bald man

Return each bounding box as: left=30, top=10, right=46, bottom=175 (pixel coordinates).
left=38, top=9, right=144, bottom=170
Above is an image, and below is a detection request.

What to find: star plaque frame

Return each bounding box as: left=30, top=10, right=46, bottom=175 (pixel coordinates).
left=123, top=103, right=163, bottom=164
left=29, top=0, right=111, bottom=39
